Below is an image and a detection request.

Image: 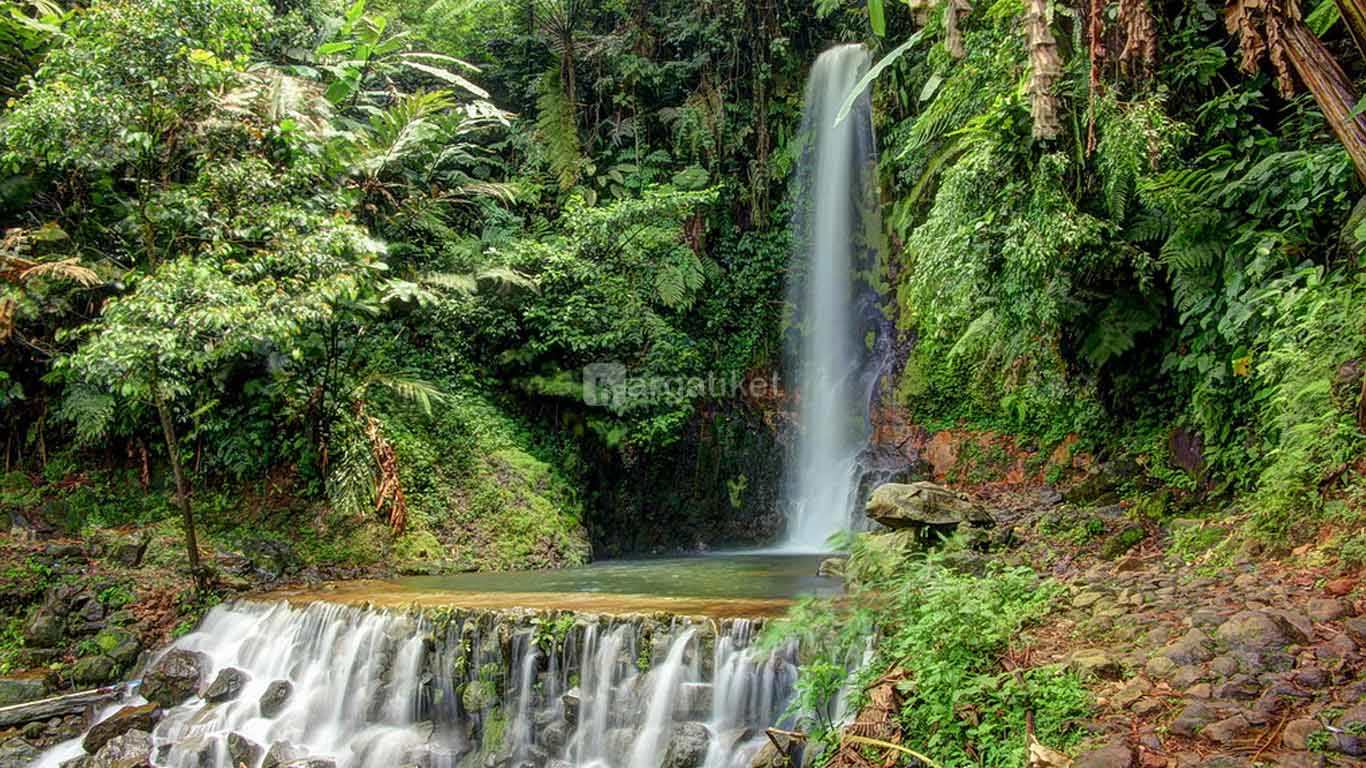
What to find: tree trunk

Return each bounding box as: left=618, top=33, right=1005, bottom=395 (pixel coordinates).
left=1333, top=0, right=1366, bottom=59
left=1284, top=19, right=1366, bottom=182
left=154, top=391, right=204, bottom=591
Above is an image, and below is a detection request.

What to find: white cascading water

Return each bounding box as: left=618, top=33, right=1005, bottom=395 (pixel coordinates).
left=784, top=44, right=883, bottom=551
left=39, top=601, right=799, bottom=768
left=626, top=629, right=697, bottom=768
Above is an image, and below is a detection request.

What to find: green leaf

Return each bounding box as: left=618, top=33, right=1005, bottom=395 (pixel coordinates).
left=835, top=28, right=927, bottom=125
left=868, top=0, right=886, bottom=36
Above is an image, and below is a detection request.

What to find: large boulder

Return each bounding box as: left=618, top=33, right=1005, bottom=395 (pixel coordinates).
left=83, top=703, right=161, bottom=754
left=865, top=482, right=992, bottom=531
left=68, top=729, right=152, bottom=768
left=262, top=740, right=307, bottom=768
left=202, top=667, right=248, bottom=703
left=0, top=736, right=40, bottom=768
left=140, top=649, right=209, bottom=708
left=71, top=655, right=118, bottom=686
left=0, top=675, right=46, bottom=706
left=662, top=722, right=711, bottom=768
left=23, top=608, right=63, bottom=648
left=260, top=679, right=293, bottom=718
left=227, top=733, right=264, bottom=768
left=1216, top=611, right=1296, bottom=652
left=93, top=628, right=141, bottom=668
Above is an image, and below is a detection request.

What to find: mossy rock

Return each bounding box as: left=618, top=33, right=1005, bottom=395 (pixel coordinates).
left=1102, top=525, right=1147, bottom=559
left=71, top=655, right=118, bottom=685
left=93, top=627, right=141, bottom=667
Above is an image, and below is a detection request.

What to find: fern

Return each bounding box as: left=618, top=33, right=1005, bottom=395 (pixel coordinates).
left=536, top=68, right=582, bottom=190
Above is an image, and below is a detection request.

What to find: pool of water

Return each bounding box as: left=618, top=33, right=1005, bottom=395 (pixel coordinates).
left=264, top=553, right=840, bottom=617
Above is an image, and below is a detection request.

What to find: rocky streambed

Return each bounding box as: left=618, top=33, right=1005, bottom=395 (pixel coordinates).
left=29, top=600, right=802, bottom=768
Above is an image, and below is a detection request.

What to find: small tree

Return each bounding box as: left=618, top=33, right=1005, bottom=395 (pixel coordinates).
left=58, top=258, right=263, bottom=590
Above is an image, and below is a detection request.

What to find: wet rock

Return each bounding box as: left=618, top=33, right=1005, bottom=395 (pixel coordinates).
left=227, top=733, right=263, bottom=768
left=282, top=760, right=337, bottom=768
left=203, top=667, right=248, bottom=703
left=1073, top=741, right=1134, bottom=768
left=662, top=722, right=711, bottom=768
left=538, top=721, right=568, bottom=752
left=260, top=679, right=293, bottom=718
left=750, top=731, right=800, bottom=768
left=1217, top=611, right=1293, bottom=652
left=171, top=736, right=218, bottom=768
left=76, top=728, right=152, bottom=768
left=0, top=676, right=46, bottom=706
left=1282, top=719, right=1322, bottom=751
left=0, top=737, right=40, bottom=768
left=1170, top=701, right=1221, bottom=737
left=262, top=741, right=307, bottom=768
left=1070, top=649, right=1122, bottom=680
left=816, top=558, right=844, bottom=578
left=72, top=655, right=118, bottom=685
left=141, top=649, right=209, bottom=708
left=83, top=703, right=161, bottom=754
left=1200, top=714, right=1251, bottom=744
left=865, top=482, right=992, bottom=530
left=560, top=687, right=580, bottom=726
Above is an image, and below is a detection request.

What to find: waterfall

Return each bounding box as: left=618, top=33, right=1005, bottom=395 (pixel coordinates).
left=783, top=43, right=887, bottom=551
left=626, top=629, right=697, bottom=768
left=39, top=601, right=799, bottom=768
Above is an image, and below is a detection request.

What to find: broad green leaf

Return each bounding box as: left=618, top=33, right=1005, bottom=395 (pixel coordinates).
left=868, top=0, right=886, bottom=36
left=835, top=28, right=927, bottom=125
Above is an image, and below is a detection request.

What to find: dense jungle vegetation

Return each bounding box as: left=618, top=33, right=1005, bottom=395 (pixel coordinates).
left=0, top=0, right=1362, bottom=583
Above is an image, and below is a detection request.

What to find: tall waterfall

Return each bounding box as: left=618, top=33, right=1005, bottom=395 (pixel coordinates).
left=38, top=601, right=799, bottom=768
left=783, top=44, right=887, bottom=551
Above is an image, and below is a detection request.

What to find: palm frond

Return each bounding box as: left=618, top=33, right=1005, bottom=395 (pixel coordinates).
left=360, top=373, right=448, bottom=416
left=20, top=257, right=100, bottom=286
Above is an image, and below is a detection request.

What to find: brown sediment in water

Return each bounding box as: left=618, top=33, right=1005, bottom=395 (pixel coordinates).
left=259, top=579, right=796, bottom=618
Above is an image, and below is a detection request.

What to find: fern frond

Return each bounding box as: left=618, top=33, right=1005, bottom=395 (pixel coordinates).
left=535, top=68, right=582, bottom=190
left=361, top=373, right=448, bottom=417
left=20, top=257, right=100, bottom=286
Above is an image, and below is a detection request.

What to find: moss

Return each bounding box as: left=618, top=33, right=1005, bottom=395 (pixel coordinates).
left=1101, top=525, right=1146, bottom=559
left=393, top=529, right=445, bottom=570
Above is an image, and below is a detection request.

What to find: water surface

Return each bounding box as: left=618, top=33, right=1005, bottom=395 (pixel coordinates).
left=265, top=553, right=839, bottom=617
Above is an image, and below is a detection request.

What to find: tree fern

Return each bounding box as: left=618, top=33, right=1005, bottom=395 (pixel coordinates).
left=536, top=68, right=582, bottom=190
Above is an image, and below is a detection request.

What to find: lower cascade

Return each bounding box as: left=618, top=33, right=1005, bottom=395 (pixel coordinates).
left=39, top=601, right=798, bottom=768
